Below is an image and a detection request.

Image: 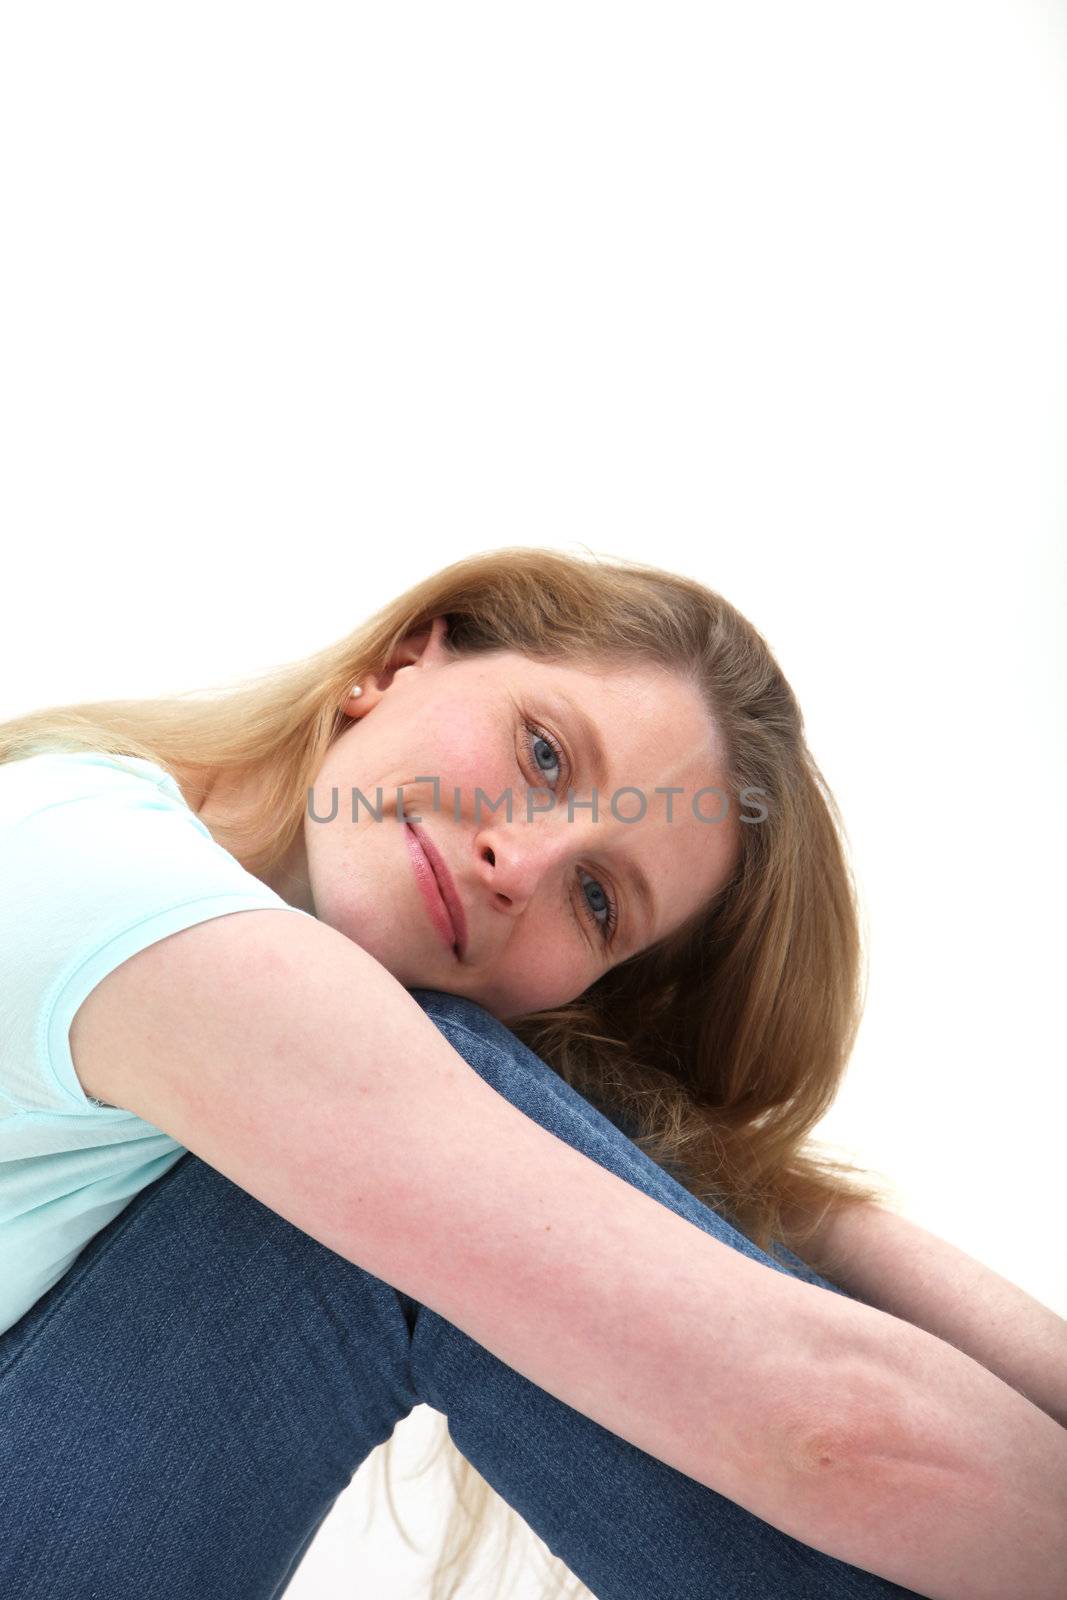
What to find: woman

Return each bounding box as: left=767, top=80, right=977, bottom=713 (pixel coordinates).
left=0, top=546, right=1063, bottom=1600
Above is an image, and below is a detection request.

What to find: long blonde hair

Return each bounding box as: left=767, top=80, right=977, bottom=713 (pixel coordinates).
left=1, top=546, right=892, bottom=1599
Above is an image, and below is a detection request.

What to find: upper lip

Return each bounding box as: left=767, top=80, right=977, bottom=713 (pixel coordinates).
left=408, top=822, right=469, bottom=960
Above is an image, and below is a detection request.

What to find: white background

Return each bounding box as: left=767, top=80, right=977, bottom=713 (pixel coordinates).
left=1, top=3, right=1064, bottom=1595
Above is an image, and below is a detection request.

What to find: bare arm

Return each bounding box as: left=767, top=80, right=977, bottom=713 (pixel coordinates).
left=786, top=1199, right=1067, bottom=1430
left=71, top=910, right=1067, bottom=1600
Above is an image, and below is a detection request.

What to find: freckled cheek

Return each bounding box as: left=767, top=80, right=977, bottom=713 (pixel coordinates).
left=447, top=756, right=519, bottom=814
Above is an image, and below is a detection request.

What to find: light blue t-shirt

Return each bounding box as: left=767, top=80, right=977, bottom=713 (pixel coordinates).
left=0, top=749, right=311, bottom=1337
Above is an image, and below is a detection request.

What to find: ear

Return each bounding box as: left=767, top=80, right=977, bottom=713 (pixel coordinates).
left=382, top=613, right=452, bottom=683
left=342, top=615, right=451, bottom=714
left=395, top=613, right=452, bottom=673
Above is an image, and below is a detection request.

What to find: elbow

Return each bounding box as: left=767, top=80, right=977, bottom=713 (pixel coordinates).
left=742, top=1378, right=909, bottom=1560
left=773, top=1361, right=899, bottom=1483
left=784, top=1417, right=865, bottom=1476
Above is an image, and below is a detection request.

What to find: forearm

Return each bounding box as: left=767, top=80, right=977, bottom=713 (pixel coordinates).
left=768, top=1300, right=1067, bottom=1600
left=800, top=1201, right=1067, bottom=1429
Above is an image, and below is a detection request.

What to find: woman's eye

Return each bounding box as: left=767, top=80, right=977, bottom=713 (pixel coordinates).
left=579, top=867, right=619, bottom=942
left=525, top=723, right=565, bottom=789
left=521, top=720, right=618, bottom=946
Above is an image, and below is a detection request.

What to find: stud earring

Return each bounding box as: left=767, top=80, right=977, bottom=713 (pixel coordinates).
left=349, top=685, right=363, bottom=699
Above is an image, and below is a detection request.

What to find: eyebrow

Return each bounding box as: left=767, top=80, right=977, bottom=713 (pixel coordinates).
left=543, top=689, right=659, bottom=949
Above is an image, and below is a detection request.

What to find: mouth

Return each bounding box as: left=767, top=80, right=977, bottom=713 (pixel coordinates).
left=405, top=822, right=468, bottom=961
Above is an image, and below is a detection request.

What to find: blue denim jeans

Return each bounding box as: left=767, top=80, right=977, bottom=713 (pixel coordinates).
left=0, top=990, right=921, bottom=1599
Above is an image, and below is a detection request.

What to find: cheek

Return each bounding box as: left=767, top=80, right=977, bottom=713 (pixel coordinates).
left=301, top=826, right=349, bottom=929
left=424, top=713, right=519, bottom=808
left=451, top=751, right=517, bottom=816
left=483, top=937, right=589, bottom=1017
left=304, top=807, right=375, bottom=913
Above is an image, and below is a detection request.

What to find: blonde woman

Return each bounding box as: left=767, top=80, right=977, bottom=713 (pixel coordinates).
left=1, top=548, right=1064, bottom=1600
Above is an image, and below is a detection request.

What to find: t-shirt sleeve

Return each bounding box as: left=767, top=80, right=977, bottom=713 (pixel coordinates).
left=0, top=750, right=313, bottom=1117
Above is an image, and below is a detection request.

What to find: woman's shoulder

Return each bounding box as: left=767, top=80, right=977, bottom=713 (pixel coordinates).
left=2, top=747, right=165, bottom=775
left=0, top=747, right=185, bottom=821
left=0, top=744, right=303, bottom=1118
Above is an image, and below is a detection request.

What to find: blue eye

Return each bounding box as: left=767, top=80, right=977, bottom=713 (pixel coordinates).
left=527, top=725, right=563, bottom=788
left=523, top=721, right=619, bottom=945
left=578, top=867, right=619, bottom=941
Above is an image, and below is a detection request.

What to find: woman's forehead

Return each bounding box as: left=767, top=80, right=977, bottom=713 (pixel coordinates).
left=525, top=658, right=716, bottom=749
left=472, top=650, right=698, bottom=703
left=438, top=651, right=720, bottom=774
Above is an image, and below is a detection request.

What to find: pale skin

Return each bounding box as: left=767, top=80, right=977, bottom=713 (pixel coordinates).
left=182, top=616, right=1067, bottom=1438
left=71, top=616, right=1067, bottom=1594
left=191, top=615, right=742, bottom=1023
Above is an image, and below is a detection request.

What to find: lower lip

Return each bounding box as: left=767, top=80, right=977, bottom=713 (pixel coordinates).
left=405, top=824, right=459, bottom=956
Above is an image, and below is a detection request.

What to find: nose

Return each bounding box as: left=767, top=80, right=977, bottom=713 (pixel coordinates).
left=474, top=813, right=592, bottom=920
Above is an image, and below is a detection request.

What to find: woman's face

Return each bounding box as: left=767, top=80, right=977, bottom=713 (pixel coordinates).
left=270, top=617, right=740, bottom=1022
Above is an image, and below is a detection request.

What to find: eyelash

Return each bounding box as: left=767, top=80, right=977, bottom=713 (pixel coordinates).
left=522, top=720, right=620, bottom=944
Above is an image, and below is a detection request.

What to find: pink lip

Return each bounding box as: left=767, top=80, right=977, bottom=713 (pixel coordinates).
left=405, top=823, right=468, bottom=961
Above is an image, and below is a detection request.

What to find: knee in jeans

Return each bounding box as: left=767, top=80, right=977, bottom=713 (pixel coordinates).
left=407, top=987, right=509, bottom=1046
